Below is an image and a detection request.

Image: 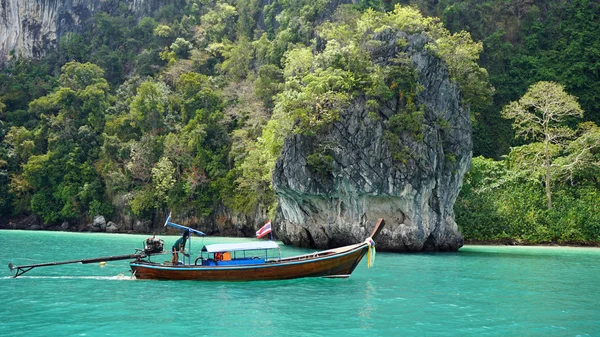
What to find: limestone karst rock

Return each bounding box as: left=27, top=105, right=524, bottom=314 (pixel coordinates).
left=0, top=0, right=171, bottom=63
left=273, top=32, right=470, bottom=252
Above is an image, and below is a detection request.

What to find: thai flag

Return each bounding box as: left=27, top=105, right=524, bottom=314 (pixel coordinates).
left=256, top=220, right=272, bottom=239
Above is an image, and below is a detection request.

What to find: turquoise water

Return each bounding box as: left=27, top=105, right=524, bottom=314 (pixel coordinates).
left=1, top=231, right=599, bottom=336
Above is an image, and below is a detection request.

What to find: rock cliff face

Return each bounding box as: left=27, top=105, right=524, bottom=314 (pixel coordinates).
left=273, top=32, right=470, bottom=252
left=0, top=0, right=169, bottom=63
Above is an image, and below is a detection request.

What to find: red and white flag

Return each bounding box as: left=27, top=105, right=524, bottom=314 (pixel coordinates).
left=256, top=220, right=272, bottom=239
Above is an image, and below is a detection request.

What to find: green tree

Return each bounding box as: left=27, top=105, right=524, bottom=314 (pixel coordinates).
left=130, top=81, right=171, bottom=135
left=152, top=156, right=176, bottom=207
left=126, top=135, right=156, bottom=183
left=154, top=24, right=173, bottom=39
left=502, top=81, right=584, bottom=209
left=200, top=2, right=238, bottom=43
left=220, top=36, right=254, bottom=80
left=254, top=64, right=283, bottom=108
left=5, top=127, right=35, bottom=164
left=171, top=37, right=193, bottom=59
left=555, top=122, right=600, bottom=183
left=134, top=17, right=159, bottom=44
left=176, top=72, right=222, bottom=124
left=12, top=61, right=112, bottom=222
left=59, top=33, right=89, bottom=62
left=59, top=61, right=107, bottom=92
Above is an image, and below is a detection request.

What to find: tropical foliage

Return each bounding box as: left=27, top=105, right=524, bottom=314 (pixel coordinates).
left=456, top=83, right=600, bottom=244
left=404, top=0, right=600, bottom=158
left=0, top=1, right=484, bottom=226
left=0, top=0, right=598, bottom=245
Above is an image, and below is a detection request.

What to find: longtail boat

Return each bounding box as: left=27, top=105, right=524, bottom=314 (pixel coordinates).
left=9, top=217, right=384, bottom=281
left=130, top=217, right=385, bottom=281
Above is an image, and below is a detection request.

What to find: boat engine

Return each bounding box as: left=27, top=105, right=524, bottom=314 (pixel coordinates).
left=144, top=236, right=164, bottom=254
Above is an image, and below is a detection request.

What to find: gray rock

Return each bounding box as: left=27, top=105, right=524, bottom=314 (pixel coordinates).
left=106, top=223, right=119, bottom=233
left=88, top=223, right=102, bottom=232
left=133, top=220, right=151, bottom=233
left=273, top=31, right=468, bottom=252
left=107, top=221, right=122, bottom=230
left=122, top=214, right=135, bottom=231
left=15, top=215, right=40, bottom=230
left=211, top=203, right=270, bottom=237
left=93, top=215, right=106, bottom=228
left=29, top=225, right=41, bottom=230
left=61, top=222, right=70, bottom=230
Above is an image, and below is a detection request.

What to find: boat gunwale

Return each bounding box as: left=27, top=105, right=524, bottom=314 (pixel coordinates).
left=279, top=242, right=364, bottom=261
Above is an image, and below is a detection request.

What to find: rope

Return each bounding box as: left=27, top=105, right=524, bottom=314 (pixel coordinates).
left=364, top=238, right=376, bottom=268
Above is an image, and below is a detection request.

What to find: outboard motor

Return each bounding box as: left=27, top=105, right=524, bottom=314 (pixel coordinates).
left=144, top=236, right=164, bottom=254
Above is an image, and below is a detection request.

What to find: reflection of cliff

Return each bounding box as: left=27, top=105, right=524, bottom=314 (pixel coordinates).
left=273, top=32, right=470, bottom=252
left=0, top=0, right=169, bottom=63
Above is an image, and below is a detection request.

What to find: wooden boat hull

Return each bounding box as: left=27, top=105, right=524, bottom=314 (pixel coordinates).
left=130, top=243, right=369, bottom=281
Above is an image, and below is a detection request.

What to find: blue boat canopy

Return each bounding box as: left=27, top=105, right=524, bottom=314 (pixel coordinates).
left=202, top=241, right=279, bottom=253
left=164, top=213, right=205, bottom=236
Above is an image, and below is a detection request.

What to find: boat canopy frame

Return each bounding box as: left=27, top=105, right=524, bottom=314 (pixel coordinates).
left=201, top=241, right=279, bottom=253
left=164, top=212, right=205, bottom=265
left=196, top=241, right=281, bottom=263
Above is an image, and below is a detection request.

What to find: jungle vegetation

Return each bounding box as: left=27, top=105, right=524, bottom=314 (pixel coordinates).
left=0, top=0, right=598, bottom=244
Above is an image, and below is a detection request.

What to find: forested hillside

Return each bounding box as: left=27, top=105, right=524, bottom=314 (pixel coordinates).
left=401, top=0, right=600, bottom=158
left=0, top=0, right=598, bottom=244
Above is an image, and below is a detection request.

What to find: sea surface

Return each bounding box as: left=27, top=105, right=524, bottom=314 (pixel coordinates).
left=1, top=230, right=599, bottom=336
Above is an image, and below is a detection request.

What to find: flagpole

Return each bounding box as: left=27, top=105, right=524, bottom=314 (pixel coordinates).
left=268, top=220, right=272, bottom=240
